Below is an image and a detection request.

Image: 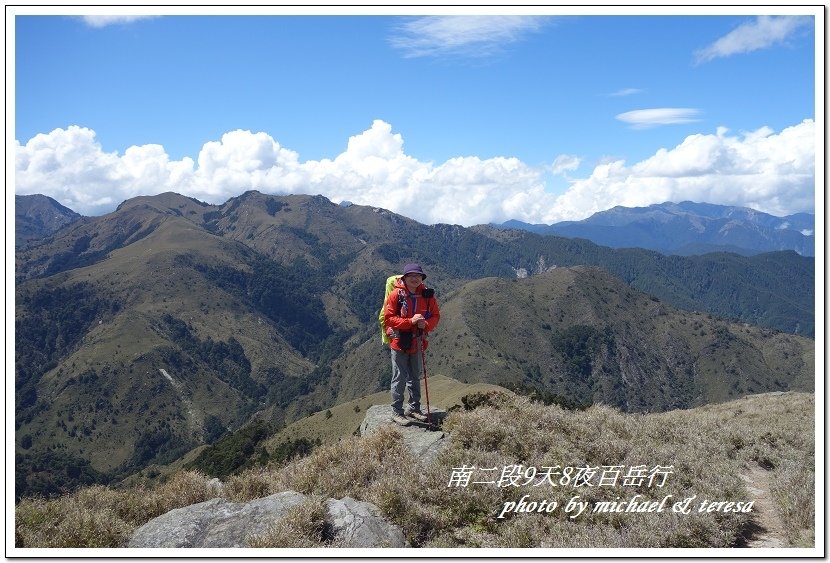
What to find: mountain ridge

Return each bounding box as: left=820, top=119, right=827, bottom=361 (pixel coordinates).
left=14, top=191, right=815, bottom=500
left=497, top=200, right=815, bottom=256
left=17, top=194, right=815, bottom=259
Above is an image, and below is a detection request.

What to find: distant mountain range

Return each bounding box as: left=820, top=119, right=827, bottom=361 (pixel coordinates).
left=498, top=201, right=815, bottom=257
left=14, top=192, right=815, bottom=499
left=16, top=195, right=815, bottom=258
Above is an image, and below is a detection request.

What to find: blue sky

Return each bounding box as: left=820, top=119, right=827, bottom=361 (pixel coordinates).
left=11, top=7, right=820, bottom=226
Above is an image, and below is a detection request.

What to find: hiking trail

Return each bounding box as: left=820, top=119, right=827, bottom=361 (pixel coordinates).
left=739, top=462, right=786, bottom=548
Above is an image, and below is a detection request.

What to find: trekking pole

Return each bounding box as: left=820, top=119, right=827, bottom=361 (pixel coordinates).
left=419, top=333, right=432, bottom=425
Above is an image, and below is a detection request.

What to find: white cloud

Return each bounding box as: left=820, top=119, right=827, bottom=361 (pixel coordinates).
left=694, top=15, right=812, bottom=64
left=609, top=88, right=643, bottom=97
left=616, top=108, right=702, bottom=128
left=551, top=154, right=581, bottom=175
left=81, top=15, right=158, bottom=28
left=15, top=119, right=815, bottom=226
left=389, top=16, right=547, bottom=59
left=545, top=119, right=815, bottom=222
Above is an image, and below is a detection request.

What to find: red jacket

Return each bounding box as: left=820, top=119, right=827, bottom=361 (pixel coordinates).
left=383, top=278, right=440, bottom=353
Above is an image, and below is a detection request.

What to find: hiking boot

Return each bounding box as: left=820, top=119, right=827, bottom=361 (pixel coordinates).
left=391, top=413, right=411, bottom=426
left=406, top=410, right=429, bottom=423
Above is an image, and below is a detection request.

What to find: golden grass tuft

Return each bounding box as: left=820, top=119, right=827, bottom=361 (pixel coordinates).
left=246, top=495, right=340, bottom=548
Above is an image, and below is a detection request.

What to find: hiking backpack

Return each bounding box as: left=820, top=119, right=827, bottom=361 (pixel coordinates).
left=378, top=274, right=404, bottom=344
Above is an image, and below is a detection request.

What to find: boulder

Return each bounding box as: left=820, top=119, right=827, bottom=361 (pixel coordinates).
left=326, top=496, right=407, bottom=548
left=360, top=405, right=450, bottom=464
left=127, top=491, right=407, bottom=548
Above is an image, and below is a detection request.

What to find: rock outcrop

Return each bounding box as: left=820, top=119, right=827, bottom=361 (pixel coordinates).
left=359, top=405, right=450, bottom=464
left=127, top=406, right=451, bottom=548
left=128, top=491, right=407, bottom=548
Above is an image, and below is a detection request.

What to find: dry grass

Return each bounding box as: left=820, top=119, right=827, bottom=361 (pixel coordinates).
left=15, top=470, right=218, bottom=548
left=16, top=391, right=814, bottom=550
left=423, top=397, right=751, bottom=548
left=675, top=391, right=816, bottom=546
left=246, top=495, right=341, bottom=548
left=769, top=459, right=815, bottom=546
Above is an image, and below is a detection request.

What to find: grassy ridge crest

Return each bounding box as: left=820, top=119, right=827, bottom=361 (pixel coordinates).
left=15, top=390, right=814, bottom=549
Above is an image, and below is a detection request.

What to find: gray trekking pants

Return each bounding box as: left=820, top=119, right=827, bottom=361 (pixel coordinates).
left=390, top=348, right=422, bottom=416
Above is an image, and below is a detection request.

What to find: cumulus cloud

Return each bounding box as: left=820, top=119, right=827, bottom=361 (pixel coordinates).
left=389, top=15, right=547, bottom=59
left=694, top=15, right=813, bottom=64
left=545, top=119, right=815, bottom=222
left=616, top=108, right=702, bottom=128
left=15, top=119, right=815, bottom=226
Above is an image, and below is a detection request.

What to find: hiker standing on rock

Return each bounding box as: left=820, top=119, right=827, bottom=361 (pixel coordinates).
left=384, top=263, right=440, bottom=426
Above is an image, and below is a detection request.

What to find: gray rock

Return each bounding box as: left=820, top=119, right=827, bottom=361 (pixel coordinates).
left=326, top=497, right=407, bottom=548
left=128, top=491, right=407, bottom=548
left=128, top=491, right=306, bottom=548
left=360, top=405, right=451, bottom=464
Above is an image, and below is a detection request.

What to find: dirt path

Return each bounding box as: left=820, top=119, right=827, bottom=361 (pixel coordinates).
left=739, top=462, right=786, bottom=548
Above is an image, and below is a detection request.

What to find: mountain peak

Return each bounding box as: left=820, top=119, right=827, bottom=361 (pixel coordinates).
left=15, top=194, right=83, bottom=248
left=115, top=192, right=213, bottom=215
